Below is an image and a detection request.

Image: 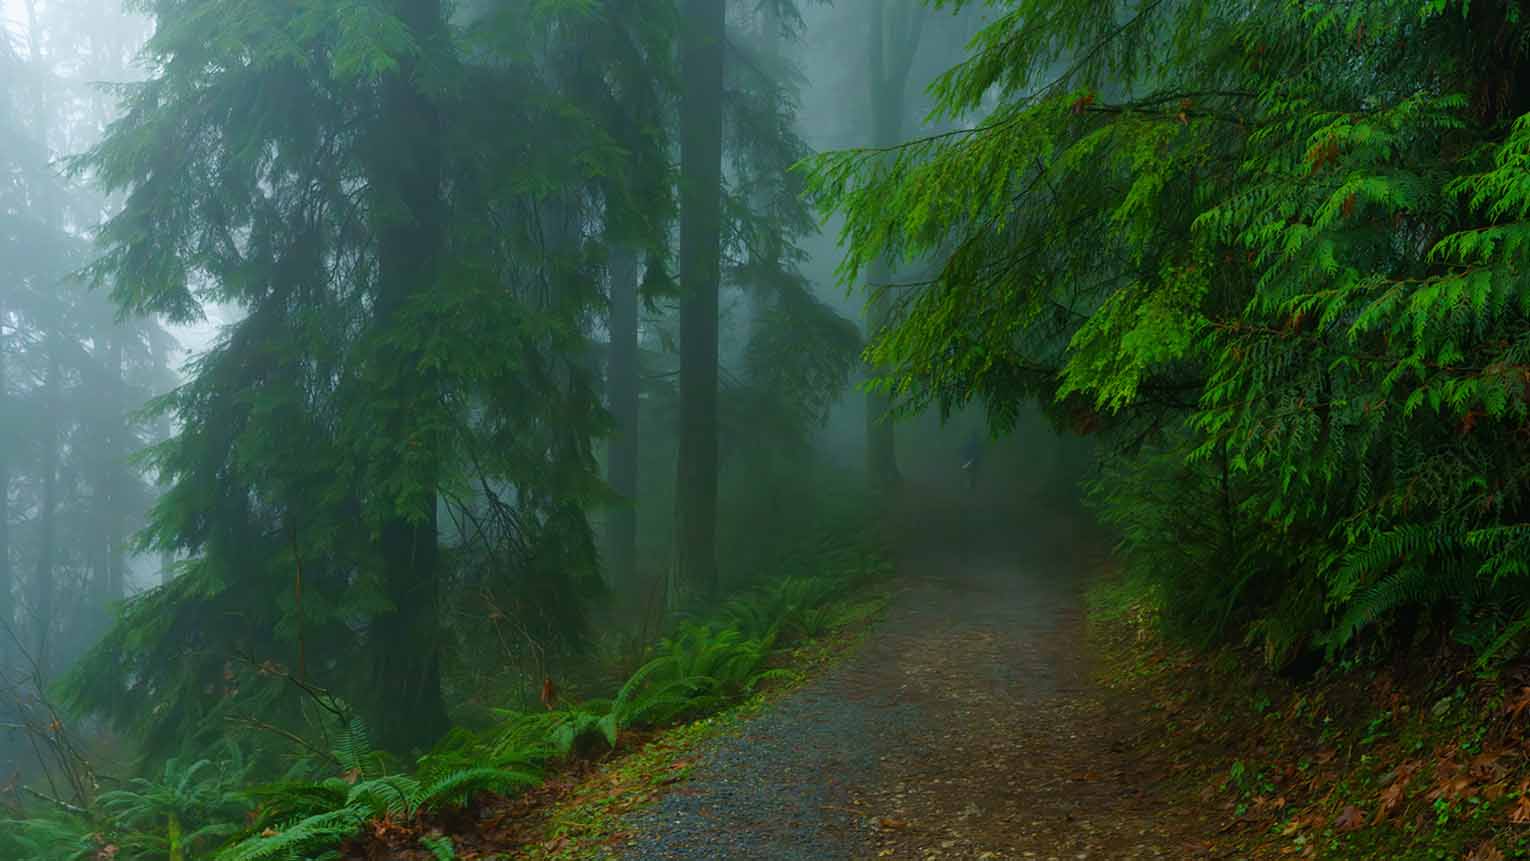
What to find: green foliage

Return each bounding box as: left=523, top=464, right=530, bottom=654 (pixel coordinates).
left=0, top=811, right=99, bottom=861
left=66, top=0, right=683, bottom=758
left=420, top=834, right=457, bottom=861
left=209, top=546, right=869, bottom=861
left=721, top=575, right=853, bottom=642
left=97, top=754, right=252, bottom=861
left=610, top=622, right=791, bottom=729
left=0, top=750, right=253, bottom=861
left=222, top=719, right=538, bottom=861
left=804, top=0, right=1530, bottom=668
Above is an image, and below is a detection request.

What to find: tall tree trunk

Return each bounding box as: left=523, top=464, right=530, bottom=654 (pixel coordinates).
left=864, top=0, right=925, bottom=491
left=106, top=335, right=126, bottom=607
left=673, top=0, right=726, bottom=605
left=366, top=0, right=450, bottom=754
left=744, top=2, right=782, bottom=334
left=32, top=343, right=61, bottom=681
left=0, top=297, right=13, bottom=667
left=88, top=333, right=126, bottom=643
left=605, top=245, right=640, bottom=595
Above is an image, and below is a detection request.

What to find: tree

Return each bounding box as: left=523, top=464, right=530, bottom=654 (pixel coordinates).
left=805, top=0, right=1530, bottom=667
left=67, top=0, right=630, bottom=756
left=606, top=246, right=642, bottom=592
left=589, top=1, right=677, bottom=598
left=0, top=293, right=11, bottom=670
left=30, top=339, right=61, bottom=680
left=357, top=0, right=454, bottom=754
left=861, top=0, right=928, bottom=490
left=0, top=34, right=20, bottom=669
left=674, top=0, right=728, bottom=604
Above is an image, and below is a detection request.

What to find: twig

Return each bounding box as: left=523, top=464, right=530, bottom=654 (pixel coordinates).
left=21, top=784, right=89, bottom=816
left=224, top=715, right=341, bottom=768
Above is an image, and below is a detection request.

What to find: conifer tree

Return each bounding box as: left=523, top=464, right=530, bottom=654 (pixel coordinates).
left=0, top=290, right=11, bottom=669
left=606, top=246, right=642, bottom=592
left=674, top=0, right=728, bottom=603
left=805, top=0, right=1530, bottom=665
left=0, top=36, right=19, bottom=665
left=861, top=0, right=927, bottom=490
left=590, top=2, right=676, bottom=597
left=68, top=0, right=629, bottom=755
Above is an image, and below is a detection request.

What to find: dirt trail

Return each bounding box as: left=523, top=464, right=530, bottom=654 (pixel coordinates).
left=618, top=484, right=1213, bottom=860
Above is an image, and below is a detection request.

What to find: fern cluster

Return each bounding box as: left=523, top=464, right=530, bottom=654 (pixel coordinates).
left=1, top=750, right=253, bottom=861
left=207, top=567, right=868, bottom=860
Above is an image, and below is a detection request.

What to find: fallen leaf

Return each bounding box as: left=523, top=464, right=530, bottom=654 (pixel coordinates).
left=1334, top=805, right=1366, bottom=831
left=1509, top=794, right=1530, bottom=825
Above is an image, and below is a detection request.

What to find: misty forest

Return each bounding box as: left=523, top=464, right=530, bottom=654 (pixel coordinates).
left=6, top=0, right=1530, bottom=858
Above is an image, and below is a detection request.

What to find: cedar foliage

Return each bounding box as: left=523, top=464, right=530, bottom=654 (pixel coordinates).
left=803, top=0, right=1530, bottom=668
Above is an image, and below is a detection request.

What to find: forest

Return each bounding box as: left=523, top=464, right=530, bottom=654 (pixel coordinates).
left=5, top=0, right=1530, bottom=858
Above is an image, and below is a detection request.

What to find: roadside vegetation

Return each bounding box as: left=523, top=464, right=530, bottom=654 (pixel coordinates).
left=802, top=0, right=1530, bottom=852
left=1, top=549, right=890, bottom=861
left=1092, top=576, right=1530, bottom=860
left=9, top=0, right=1530, bottom=856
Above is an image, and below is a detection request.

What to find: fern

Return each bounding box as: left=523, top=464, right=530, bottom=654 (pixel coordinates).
left=216, top=805, right=369, bottom=861
left=0, top=813, right=99, bottom=861
left=95, top=751, right=252, bottom=861
left=420, top=834, right=456, bottom=861
left=416, top=768, right=540, bottom=810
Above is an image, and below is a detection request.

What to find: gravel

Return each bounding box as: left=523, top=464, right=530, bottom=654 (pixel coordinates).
left=616, top=498, right=1096, bottom=861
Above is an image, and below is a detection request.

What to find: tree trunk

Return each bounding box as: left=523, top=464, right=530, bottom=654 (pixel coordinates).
left=106, top=335, right=126, bottom=607
left=0, top=297, right=12, bottom=668
left=673, top=0, right=726, bottom=605
left=863, top=0, right=925, bottom=491
left=32, top=343, right=61, bottom=681
left=605, top=245, right=640, bottom=595
left=88, top=333, right=126, bottom=643
left=366, top=0, right=450, bottom=754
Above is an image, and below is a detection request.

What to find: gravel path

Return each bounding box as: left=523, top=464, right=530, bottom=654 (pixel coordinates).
left=617, top=494, right=1207, bottom=861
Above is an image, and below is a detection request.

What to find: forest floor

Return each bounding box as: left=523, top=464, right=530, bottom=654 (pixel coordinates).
left=481, top=477, right=1530, bottom=861
left=492, top=485, right=1223, bottom=861
left=444, top=482, right=1530, bottom=861
left=608, top=539, right=1216, bottom=861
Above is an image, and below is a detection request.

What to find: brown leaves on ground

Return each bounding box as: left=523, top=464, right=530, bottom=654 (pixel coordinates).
left=1332, top=805, right=1366, bottom=832
left=1371, top=759, right=1419, bottom=825
left=1095, top=611, right=1530, bottom=860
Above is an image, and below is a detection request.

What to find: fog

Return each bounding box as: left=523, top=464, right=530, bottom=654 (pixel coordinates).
left=0, top=0, right=1091, bottom=853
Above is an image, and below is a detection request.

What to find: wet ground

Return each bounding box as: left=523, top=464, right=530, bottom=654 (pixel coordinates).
left=618, top=489, right=1209, bottom=860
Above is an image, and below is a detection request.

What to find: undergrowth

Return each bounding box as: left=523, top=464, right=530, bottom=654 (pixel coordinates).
left=1, top=556, right=891, bottom=861
left=1090, top=574, right=1530, bottom=861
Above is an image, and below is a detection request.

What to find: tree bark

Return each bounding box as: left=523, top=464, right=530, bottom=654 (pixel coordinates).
left=31, top=342, right=61, bottom=681
left=864, top=0, right=926, bottom=491
left=605, top=245, right=640, bottom=595
left=105, top=335, right=126, bottom=606
left=366, top=0, right=451, bottom=754
left=88, top=332, right=126, bottom=643
left=0, top=298, right=12, bottom=667
left=673, top=0, right=726, bottom=605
